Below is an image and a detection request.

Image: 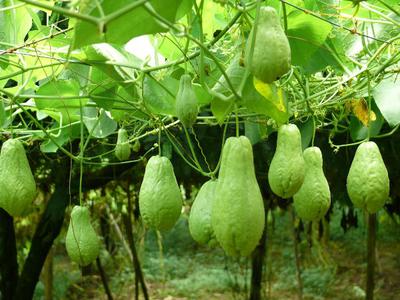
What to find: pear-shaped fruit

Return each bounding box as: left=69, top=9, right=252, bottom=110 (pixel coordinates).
left=268, top=124, right=305, bottom=198
left=176, top=74, right=198, bottom=128
left=115, top=128, right=131, bottom=161
left=0, top=139, right=36, bottom=216
left=189, top=180, right=218, bottom=246
left=66, top=206, right=100, bottom=266
left=245, top=6, right=291, bottom=83
left=212, top=136, right=265, bottom=256
left=293, top=147, right=331, bottom=221
left=139, top=155, right=182, bottom=231
left=347, top=141, right=389, bottom=213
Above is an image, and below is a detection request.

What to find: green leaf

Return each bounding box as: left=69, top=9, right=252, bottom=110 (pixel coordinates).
left=111, top=86, right=148, bottom=121
left=0, top=0, right=32, bottom=48
left=0, top=100, right=11, bottom=128
left=143, top=76, right=177, bottom=115
left=245, top=118, right=267, bottom=145
left=73, top=0, right=183, bottom=49
left=241, top=77, right=289, bottom=125
left=299, top=118, right=314, bottom=150
left=83, top=108, right=117, bottom=138
left=287, top=11, right=332, bottom=68
left=79, top=43, right=142, bottom=82
left=40, top=123, right=81, bottom=153
left=302, top=38, right=344, bottom=74
left=373, top=78, right=400, bottom=127
left=201, top=1, right=227, bottom=38
left=86, top=68, right=118, bottom=110
left=211, top=97, right=234, bottom=124
left=35, top=80, right=88, bottom=123
left=212, top=55, right=246, bottom=96
left=193, top=83, right=212, bottom=106
left=176, top=0, right=193, bottom=20
left=142, top=72, right=211, bottom=116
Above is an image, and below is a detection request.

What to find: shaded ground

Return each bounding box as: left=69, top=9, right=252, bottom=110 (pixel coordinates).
left=34, top=206, right=400, bottom=300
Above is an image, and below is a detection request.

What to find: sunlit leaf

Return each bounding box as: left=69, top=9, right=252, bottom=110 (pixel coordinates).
left=73, top=0, right=183, bottom=49
left=373, top=78, right=400, bottom=127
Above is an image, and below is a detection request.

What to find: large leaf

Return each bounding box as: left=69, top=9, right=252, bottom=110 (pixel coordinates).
left=299, top=118, right=314, bottom=150
left=143, top=75, right=211, bottom=116
left=40, top=123, right=81, bottom=153
left=287, top=11, right=332, bottom=68
left=0, top=0, right=32, bottom=48
left=0, top=0, right=32, bottom=68
left=241, top=77, right=289, bottom=125
left=245, top=118, right=267, bottom=145
left=373, top=78, right=400, bottom=127
left=143, top=76, right=177, bottom=115
left=35, top=80, right=89, bottom=123
left=211, top=97, right=234, bottom=124
left=212, top=55, right=246, bottom=96
left=83, top=108, right=117, bottom=138
left=304, top=38, right=343, bottom=74
left=73, top=0, right=183, bottom=49
left=79, top=43, right=142, bottom=82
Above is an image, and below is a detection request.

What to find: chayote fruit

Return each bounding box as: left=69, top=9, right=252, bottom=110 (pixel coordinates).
left=66, top=206, right=100, bottom=266
left=245, top=6, right=291, bottom=83
left=115, top=128, right=131, bottom=161
left=0, top=139, right=36, bottom=217
left=139, top=155, right=182, bottom=231
left=189, top=180, right=218, bottom=247
left=176, top=74, right=198, bottom=128
left=212, top=136, right=265, bottom=257
left=268, top=124, right=305, bottom=199
left=347, top=141, right=389, bottom=214
left=293, top=147, right=331, bottom=221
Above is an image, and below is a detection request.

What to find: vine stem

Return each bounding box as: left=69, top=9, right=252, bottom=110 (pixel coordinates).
left=158, top=124, right=161, bottom=156
left=164, top=128, right=206, bottom=175
left=183, top=126, right=204, bottom=173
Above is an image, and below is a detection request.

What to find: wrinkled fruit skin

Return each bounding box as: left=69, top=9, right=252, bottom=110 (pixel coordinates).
left=115, top=128, right=131, bottom=161
left=293, top=147, right=331, bottom=221
left=245, top=6, right=291, bottom=83
left=347, top=141, right=389, bottom=214
left=189, top=180, right=218, bottom=247
left=176, top=74, right=198, bottom=128
left=0, top=139, right=36, bottom=217
left=139, top=155, right=182, bottom=231
left=268, top=124, right=305, bottom=199
left=66, top=206, right=100, bottom=266
left=212, top=136, right=265, bottom=257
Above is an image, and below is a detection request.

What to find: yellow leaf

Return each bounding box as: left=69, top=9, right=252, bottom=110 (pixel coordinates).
left=253, top=77, right=286, bottom=112
left=351, top=99, right=376, bottom=126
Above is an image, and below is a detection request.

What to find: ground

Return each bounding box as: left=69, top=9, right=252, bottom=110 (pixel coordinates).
left=33, top=205, right=400, bottom=300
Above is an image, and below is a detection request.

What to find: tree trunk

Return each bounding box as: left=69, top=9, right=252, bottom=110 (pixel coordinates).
left=249, top=224, right=267, bottom=300
left=366, top=213, right=376, bottom=300
left=14, top=182, right=69, bottom=300
left=43, top=248, right=54, bottom=300
left=0, top=209, right=18, bottom=300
